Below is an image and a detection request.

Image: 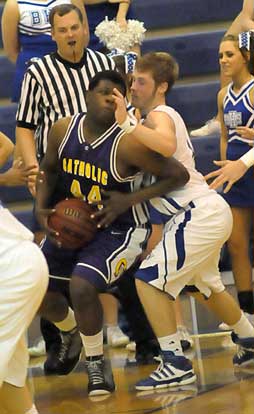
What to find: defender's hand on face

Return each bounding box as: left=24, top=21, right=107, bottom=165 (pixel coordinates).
left=205, top=159, right=248, bottom=193
left=90, top=189, right=131, bottom=228
left=112, top=87, right=128, bottom=125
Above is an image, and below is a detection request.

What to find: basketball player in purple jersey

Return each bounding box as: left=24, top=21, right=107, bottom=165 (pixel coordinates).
left=35, top=70, right=189, bottom=396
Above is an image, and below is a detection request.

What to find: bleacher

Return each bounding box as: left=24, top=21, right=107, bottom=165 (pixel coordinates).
left=0, top=0, right=240, bottom=226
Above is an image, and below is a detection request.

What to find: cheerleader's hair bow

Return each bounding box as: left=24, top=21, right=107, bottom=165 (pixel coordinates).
left=239, top=31, right=251, bottom=50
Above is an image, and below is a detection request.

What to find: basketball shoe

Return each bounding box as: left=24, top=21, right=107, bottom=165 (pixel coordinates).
left=44, top=327, right=82, bottom=375
left=86, top=356, right=115, bottom=396
left=232, top=332, right=254, bottom=366
left=107, top=325, right=130, bottom=347
left=135, top=352, right=196, bottom=390
left=178, top=325, right=194, bottom=351
left=28, top=337, right=46, bottom=357
left=190, top=118, right=221, bottom=137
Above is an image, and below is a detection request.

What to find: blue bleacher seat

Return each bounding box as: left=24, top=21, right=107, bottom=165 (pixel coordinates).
left=142, top=30, right=225, bottom=78
left=191, top=134, right=220, bottom=176
left=13, top=209, right=33, bottom=230
left=132, top=0, right=240, bottom=30
left=169, top=80, right=220, bottom=128
left=0, top=56, right=15, bottom=99
left=0, top=104, right=18, bottom=142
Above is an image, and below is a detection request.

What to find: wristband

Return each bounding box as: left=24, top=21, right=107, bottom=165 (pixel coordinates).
left=119, top=116, right=137, bottom=134
left=240, top=148, right=254, bottom=168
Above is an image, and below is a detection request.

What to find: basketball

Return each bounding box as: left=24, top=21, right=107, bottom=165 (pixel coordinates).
left=48, top=198, right=97, bottom=249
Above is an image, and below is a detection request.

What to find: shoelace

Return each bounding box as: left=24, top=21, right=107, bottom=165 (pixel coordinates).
left=58, top=334, right=72, bottom=362
left=236, top=345, right=247, bottom=359
left=86, top=360, right=104, bottom=385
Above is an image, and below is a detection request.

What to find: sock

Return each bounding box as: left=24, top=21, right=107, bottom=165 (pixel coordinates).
left=230, top=312, right=254, bottom=338
left=25, top=404, right=39, bottom=414
left=158, top=332, right=183, bottom=356
left=238, top=291, right=254, bottom=314
left=80, top=330, right=103, bottom=357
left=54, top=307, right=76, bottom=332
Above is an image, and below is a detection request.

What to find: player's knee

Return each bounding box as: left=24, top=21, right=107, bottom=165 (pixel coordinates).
left=70, top=276, right=98, bottom=310
left=38, top=291, right=68, bottom=321
left=227, top=238, right=249, bottom=257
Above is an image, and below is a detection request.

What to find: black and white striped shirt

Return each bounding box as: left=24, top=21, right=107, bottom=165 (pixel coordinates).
left=16, top=48, right=115, bottom=160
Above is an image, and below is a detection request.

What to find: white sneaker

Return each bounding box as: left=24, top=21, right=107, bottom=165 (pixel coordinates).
left=126, top=341, right=136, bottom=352
left=221, top=335, right=236, bottom=348
left=178, top=325, right=194, bottom=348
left=190, top=118, right=221, bottom=137
left=28, top=337, right=46, bottom=357
left=107, top=326, right=130, bottom=347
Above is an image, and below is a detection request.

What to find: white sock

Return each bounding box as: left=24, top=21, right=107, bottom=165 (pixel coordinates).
left=158, top=332, right=183, bottom=356
left=54, top=307, right=76, bottom=332
left=80, top=330, right=103, bottom=357
left=25, top=404, right=39, bottom=414
left=230, top=312, right=254, bottom=338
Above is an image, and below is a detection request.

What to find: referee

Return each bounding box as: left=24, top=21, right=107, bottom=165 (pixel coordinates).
left=16, top=3, right=115, bottom=195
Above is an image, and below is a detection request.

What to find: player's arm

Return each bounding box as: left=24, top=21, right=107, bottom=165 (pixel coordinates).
left=91, top=139, right=189, bottom=227
left=35, top=117, right=71, bottom=235
left=113, top=88, right=176, bottom=157
left=0, top=131, right=14, bottom=167
left=72, top=0, right=90, bottom=46
left=218, top=88, right=228, bottom=160
left=1, top=0, right=20, bottom=63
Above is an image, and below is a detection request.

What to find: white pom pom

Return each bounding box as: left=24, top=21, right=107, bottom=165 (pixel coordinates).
left=95, top=18, right=146, bottom=52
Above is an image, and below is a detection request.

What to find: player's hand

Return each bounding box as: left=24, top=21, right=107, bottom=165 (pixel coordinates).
left=112, top=87, right=128, bottom=125
left=3, top=158, right=38, bottom=187
left=205, top=159, right=248, bottom=193
left=90, top=189, right=131, bottom=228
left=235, top=126, right=254, bottom=140
left=35, top=207, right=61, bottom=246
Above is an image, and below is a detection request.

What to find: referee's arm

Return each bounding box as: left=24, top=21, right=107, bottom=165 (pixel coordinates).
left=15, top=70, right=40, bottom=183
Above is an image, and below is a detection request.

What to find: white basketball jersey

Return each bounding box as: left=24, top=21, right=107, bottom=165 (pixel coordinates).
left=149, top=105, right=213, bottom=216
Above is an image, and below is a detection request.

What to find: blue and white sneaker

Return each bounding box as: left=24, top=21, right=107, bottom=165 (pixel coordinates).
left=135, top=353, right=196, bottom=391
left=232, top=332, right=254, bottom=366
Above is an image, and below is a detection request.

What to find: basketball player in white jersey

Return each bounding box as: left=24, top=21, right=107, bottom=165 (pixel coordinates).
left=94, top=52, right=254, bottom=389
left=0, top=138, right=49, bottom=414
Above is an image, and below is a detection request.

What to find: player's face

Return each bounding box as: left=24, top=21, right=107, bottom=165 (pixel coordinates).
left=88, top=80, right=123, bottom=124
left=219, top=41, right=248, bottom=78
left=51, top=11, right=87, bottom=61
left=130, top=70, right=158, bottom=112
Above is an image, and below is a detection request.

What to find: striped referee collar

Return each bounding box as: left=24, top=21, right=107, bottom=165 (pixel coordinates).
left=53, top=49, right=88, bottom=68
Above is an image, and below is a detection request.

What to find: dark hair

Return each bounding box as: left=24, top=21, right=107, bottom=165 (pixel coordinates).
left=220, top=34, right=251, bottom=72
left=49, top=4, right=83, bottom=27
left=88, top=70, right=127, bottom=96
left=135, top=52, right=179, bottom=93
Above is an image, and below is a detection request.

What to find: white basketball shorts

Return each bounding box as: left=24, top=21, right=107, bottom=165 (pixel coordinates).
left=136, top=193, right=233, bottom=299
left=0, top=208, right=48, bottom=387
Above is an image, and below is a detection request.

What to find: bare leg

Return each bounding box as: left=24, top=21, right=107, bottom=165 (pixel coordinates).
left=100, top=293, right=118, bottom=326
left=0, top=382, right=34, bottom=414
left=227, top=207, right=252, bottom=293
left=135, top=279, right=177, bottom=336
left=189, top=290, right=241, bottom=325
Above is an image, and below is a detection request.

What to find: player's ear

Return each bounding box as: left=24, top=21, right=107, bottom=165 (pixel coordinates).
left=158, top=82, right=168, bottom=95
left=51, top=27, right=56, bottom=41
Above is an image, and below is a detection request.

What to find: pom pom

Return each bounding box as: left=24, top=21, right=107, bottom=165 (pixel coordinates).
left=95, top=18, right=146, bottom=52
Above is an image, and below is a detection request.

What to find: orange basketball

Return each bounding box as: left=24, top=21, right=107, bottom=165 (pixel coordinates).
left=48, top=198, right=97, bottom=249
